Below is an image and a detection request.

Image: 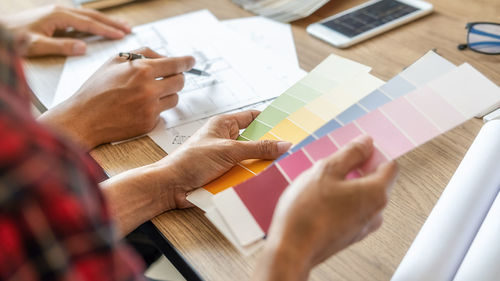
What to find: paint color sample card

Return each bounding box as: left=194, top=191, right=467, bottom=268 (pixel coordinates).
left=203, top=51, right=457, bottom=253
left=213, top=63, right=500, bottom=247
left=281, top=51, right=457, bottom=158
left=187, top=54, right=372, bottom=211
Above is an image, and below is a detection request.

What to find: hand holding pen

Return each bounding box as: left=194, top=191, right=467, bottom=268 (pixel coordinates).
left=41, top=47, right=196, bottom=149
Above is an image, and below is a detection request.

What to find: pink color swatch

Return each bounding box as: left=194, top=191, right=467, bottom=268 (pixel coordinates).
left=278, top=150, right=313, bottom=180
left=380, top=97, right=441, bottom=144
left=234, top=165, right=289, bottom=233
left=405, top=86, right=465, bottom=131
left=304, top=136, right=338, bottom=161
left=329, top=122, right=362, bottom=147
left=356, top=109, right=414, bottom=159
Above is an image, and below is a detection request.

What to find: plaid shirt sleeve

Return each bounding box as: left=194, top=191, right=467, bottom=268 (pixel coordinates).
left=0, top=28, right=145, bottom=281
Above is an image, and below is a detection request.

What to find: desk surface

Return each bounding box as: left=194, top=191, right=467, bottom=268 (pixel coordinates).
left=5, top=0, right=500, bottom=280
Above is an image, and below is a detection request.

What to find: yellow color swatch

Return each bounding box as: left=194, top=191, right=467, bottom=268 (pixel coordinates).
left=260, top=132, right=281, bottom=141
left=271, top=119, right=310, bottom=144
left=305, top=97, right=342, bottom=121
left=287, top=107, right=326, bottom=133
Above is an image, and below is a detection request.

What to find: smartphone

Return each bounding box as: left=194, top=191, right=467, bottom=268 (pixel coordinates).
left=306, top=0, right=433, bottom=48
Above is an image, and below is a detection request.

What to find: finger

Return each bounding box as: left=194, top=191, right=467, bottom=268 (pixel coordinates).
left=232, top=140, right=292, bottom=161
left=323, top=135, right=374, bottom=179
left=220, top=110, right=261, bottom=130
left=28, top=35, right=86, bottom=56
left=57, top=10, right=125, bottom=39
left=358, top=161, right=399, bottom=195
left=159, top=94, right=179, bottom=111
left=143, top=56, right=195, bottom=77
left=68, top=7, right=131, bottom=33
left=349, top=161, right=398, bottom=213
left=157, top=74, right=185, bottom=98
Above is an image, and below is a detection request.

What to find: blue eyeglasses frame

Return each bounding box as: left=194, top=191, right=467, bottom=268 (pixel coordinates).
left=458, top=22, right=500, bottom=55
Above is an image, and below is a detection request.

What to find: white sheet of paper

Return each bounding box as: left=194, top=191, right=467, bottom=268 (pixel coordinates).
left=454, top=187, right=500, bottom=281
left=222, top=17, right=299, bottom=67
left=53, top=10, right=304, bottom=130
left=392, top=120, right=500, bottom=281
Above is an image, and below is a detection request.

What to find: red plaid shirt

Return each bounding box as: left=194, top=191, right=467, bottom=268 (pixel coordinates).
left=0, top=28, right=145, bottom=281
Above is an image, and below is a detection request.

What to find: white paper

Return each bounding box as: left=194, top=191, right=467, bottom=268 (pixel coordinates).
left=392, top=120, right=500, bottom=281
left=53, top=10, right=304, bottom=130
left=222, top=17, right=299, bottom=67
left=453, top=190, right=500, bottom=281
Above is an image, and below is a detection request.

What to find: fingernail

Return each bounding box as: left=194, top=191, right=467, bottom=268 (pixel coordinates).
left=188, top=56, right=196, bottom=68
left=277, top=141, right=292, bottom=154
left=115, top=30, right=126, bottom=38
left=121, top=21, right=131, bottom=31
left=73, top=42, right=86, bottom=55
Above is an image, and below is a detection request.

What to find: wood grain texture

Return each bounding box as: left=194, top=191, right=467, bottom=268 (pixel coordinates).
left=4, top=0, right=499, bottom=280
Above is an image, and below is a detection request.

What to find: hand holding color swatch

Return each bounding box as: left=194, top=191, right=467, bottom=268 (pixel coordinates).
left=214, top=62, right=500, bottom=247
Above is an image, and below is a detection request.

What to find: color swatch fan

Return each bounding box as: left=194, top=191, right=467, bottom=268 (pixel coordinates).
left=214, top=62, right=500, bottom=250
left=194, top=51, right=500, bottom=254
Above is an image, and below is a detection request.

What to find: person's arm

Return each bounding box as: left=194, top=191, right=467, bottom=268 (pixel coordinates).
left=253, top=135, right=398, bottom=281
left=38, top=48, right=195, bottom=150
left=99, top=111, right=292, bottom=236
left=0, top=5, right=130, bottom=57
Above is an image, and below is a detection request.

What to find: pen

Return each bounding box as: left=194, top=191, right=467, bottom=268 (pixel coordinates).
left=119, top=52, right=210, bottom=77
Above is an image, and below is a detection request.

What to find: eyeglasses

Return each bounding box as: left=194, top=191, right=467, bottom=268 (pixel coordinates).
left=457, top=22, right=500, bottom=55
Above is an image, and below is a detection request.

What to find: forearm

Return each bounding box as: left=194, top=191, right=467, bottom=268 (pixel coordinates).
left=99, top=164, right=175, bottom=236
left=253, top=237, right=313, bottom=281
left=38, top=102, right=97, bottom=150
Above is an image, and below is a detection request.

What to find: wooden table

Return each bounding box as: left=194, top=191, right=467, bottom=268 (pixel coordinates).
left=5, top=0, right=500, bottom=280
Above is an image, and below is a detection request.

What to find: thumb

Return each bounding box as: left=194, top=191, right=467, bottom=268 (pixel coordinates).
left=233, top=140, right=292, bottom=161
left=27, top=35, right=86, bottom=57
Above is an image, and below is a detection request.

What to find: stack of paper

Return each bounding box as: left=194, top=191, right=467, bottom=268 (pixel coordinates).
left=233, top=0, right=330, bottom=22
left=192, top=51, right=500, bottom=255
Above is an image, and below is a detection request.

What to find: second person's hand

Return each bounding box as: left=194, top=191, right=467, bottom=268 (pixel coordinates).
left=1, top=5, right=131, bottom=57
left=39, top=47, right=195, bottom=149
left=254, top=135, right=398, bottom=281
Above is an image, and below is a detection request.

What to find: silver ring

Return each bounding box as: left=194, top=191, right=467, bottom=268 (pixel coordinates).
left=119, top=52, right=145, bottom=60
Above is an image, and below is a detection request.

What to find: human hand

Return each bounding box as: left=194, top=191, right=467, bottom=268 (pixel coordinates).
left=1, top=5, right=130, bottom=57
left=152, top=110, right=293, bottom=209
left=254, top=135, right=398, bottom=281
left=38, top=48, right=195, bottom=149
left=100, top=110, right=291, bottom=235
